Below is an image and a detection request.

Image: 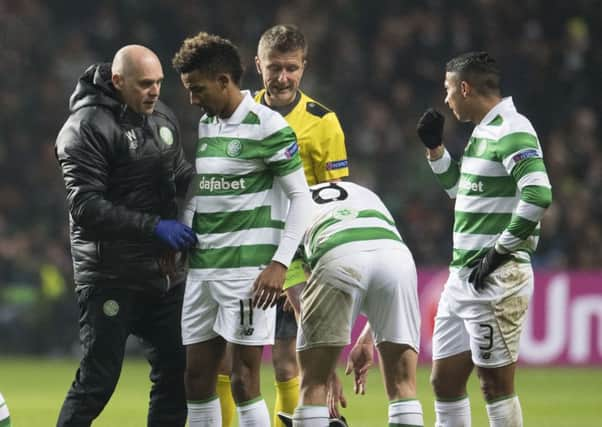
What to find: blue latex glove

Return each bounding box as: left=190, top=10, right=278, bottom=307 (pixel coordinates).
left=154, top=219, right=197, bottom=251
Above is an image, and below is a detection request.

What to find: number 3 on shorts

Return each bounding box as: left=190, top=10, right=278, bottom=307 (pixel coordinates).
left=478, top=323, right=493, bottom=351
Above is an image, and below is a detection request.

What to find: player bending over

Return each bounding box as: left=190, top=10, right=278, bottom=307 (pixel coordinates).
left=283, top=181, right=423, bottom=427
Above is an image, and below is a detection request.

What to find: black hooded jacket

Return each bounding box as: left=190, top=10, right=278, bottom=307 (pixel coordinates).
left=55, top=63, right=194, bottom=293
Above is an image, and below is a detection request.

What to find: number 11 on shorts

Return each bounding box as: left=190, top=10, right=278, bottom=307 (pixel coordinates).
left=239, top=299, right=255, bottom=336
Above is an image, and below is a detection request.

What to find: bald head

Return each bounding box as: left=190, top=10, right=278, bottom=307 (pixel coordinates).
left=111, top=45, right=164, bottom=114
left=112, top=45, right=161, bottom=77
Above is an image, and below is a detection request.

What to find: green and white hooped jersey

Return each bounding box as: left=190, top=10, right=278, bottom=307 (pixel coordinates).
left=429, top=97, right=552, bottom=269
left=303, top=182, right=404, bottom=267
left=0, top=392, right=10, bottom=427
left=187, top=91, right=302, bottom=279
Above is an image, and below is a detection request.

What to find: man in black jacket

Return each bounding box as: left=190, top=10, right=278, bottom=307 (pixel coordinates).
left=55, top=44, right=197, bottom=427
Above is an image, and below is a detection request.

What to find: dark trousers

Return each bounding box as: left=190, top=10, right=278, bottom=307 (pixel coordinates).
left=56, top=285, right=186, bottom=427
left=275, top=296, right=298, bottom=339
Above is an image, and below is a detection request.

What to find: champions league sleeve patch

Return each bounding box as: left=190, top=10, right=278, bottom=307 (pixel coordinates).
left=325, top=159, right=348, bottom=170
left=512, top=149, right=541, bottom=163
left=285, top=141, right=299, bottom=159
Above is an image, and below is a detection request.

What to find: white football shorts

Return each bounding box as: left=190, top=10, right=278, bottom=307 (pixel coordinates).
left=297, top=244, right=420, bottom=352
left=432, top=260, right=533, bottom=368
left=182, top=274, right=276, bottom=346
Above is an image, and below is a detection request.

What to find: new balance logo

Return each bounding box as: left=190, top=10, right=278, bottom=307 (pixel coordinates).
left=125, top=130, right=138, bottom=150
left=241, top=327, right=255, bottom=336
left=125, top=130, right=137, bottom=142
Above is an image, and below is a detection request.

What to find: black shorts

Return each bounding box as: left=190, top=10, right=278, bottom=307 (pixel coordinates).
left=275, top=296, right=298, bottom=339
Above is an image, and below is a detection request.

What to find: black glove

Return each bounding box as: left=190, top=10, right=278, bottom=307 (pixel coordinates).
left=154, top=219, right=198, bottom=251
left=416, top=108, right=445, bottom=149
left=468, top=247, right=510, bottom=292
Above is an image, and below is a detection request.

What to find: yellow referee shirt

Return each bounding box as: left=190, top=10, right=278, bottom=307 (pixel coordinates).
left=255, top=89, right=349, bottom=185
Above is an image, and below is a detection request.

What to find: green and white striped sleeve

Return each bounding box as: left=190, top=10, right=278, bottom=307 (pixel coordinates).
left=429, top=148, right=461, bottom=199
left=263, top=123, right=303, bottom=176
left=497, top=132, right=552, bottom=252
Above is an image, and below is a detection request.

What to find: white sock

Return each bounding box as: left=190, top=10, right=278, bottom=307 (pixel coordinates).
left=389, top=399, right=424, bottom=426
left=435, top=397, right=471, bottom=427
left=486, top=395, right=523, bottom=427
left=0, top=393, right=10, bottom=426
left=237, top=397, right=270, bottom=426
left=292, top=405, right=329, bottom=427
left=187, top=396, right=221, bottom=427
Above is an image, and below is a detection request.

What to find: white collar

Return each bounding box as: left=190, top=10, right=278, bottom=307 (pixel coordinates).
left=479, top=96, right=515, bottom=126
left=218, top=90, right=253, bottom=125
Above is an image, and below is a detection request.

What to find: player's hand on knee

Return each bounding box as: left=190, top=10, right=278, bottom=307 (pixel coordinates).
left=327, top=372, right=347, bottom=418
left=468, top=246, right=510, bottom=291
left=252, top=261, right=287, bottom=309
left=345, top=340, right=374, bottom=395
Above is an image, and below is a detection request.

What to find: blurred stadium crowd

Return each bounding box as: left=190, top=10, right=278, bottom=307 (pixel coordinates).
left=1, top=0, right=601, bottom=353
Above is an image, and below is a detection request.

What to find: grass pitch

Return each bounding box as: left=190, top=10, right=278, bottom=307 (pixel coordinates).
left=1, top=357, right=600, bottom=426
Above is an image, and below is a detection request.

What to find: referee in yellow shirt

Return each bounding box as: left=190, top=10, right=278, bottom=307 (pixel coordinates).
left=215, top=24, right=350, bottom=427
left=255, top=29, right=349, bottom=187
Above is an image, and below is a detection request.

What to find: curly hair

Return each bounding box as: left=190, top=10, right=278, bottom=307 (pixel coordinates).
left=257, top=24, right=307, bottom=59
left=446, top=51, right=501, bottom=96
left=172, top=32, right=243, bottom=85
